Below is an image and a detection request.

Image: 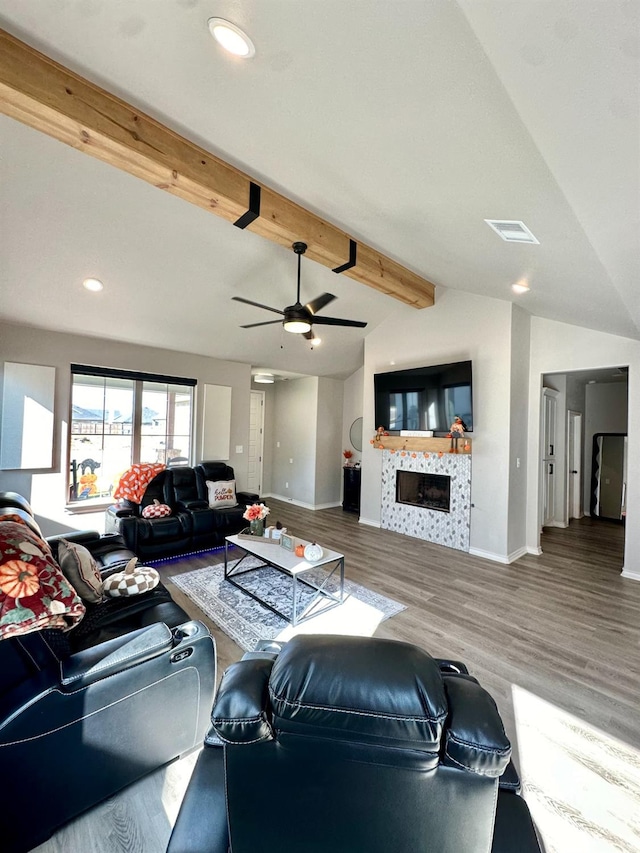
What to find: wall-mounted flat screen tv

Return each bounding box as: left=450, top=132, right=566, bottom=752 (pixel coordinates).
left=374, top=360, right=473, bottom=434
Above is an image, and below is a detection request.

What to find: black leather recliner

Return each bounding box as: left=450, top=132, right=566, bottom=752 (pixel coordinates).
left=113, top=462, right=258, bottom=560
left=168, top=635, right=545, bottom=853
left=0, top=491, right=218, bottom=853
left=1, top=622, right=217, bottom=853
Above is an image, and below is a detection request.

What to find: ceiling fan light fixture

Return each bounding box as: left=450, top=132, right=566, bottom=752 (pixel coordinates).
left=254, top=373, right=274, bottom=384
left=207, top=18, right=255, bottom=58
left=283, top=318, right=312, bottom=334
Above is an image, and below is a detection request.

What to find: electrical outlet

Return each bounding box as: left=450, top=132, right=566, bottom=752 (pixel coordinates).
left=277, top=441, right=280, bottom=448
left=285, top=481, right=289, bottom=489
left=289, top=458, right=293, bottom=464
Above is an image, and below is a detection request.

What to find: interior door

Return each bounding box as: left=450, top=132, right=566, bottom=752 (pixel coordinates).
left=567, top=411, right=583, bottom=519
left=541, top=388, right=559, bottom=527
left=247, top=391, right=264, bottom=495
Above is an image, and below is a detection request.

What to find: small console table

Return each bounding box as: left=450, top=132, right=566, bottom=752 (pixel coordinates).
left=343, top=466, right=361, bottom=514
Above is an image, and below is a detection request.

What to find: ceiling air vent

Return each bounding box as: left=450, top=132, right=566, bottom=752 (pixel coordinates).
left=484, top=219, right=539, bottom=244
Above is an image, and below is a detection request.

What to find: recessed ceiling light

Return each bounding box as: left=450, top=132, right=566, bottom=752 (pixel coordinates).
left=83, top=278, right=103, bottom=292
left=511, top=282, right=531, bottom=295
left=254, top=373, right=274, bottom=384
left=310, top=336, right=322, bottom=346
left=208, top=18, right=255, bottom=58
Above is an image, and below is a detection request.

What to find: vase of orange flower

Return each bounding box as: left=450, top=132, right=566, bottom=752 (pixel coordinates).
left=243, top=502, right=270, bottom=537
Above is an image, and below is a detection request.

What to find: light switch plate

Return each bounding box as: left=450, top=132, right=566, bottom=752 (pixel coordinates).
left=235, top=445, right=243, bottom=454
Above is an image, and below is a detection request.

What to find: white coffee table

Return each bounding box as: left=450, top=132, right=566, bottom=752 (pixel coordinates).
left=224, top=534, right=345, bottom=626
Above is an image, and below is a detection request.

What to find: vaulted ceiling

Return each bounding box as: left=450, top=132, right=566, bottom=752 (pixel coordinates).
left=0, top=1, right=638, bottom=378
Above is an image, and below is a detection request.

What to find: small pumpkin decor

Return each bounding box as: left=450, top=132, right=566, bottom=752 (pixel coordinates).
left=142, top=499, right=172, bottom=519
left=102, top=557, right=160, bottom=598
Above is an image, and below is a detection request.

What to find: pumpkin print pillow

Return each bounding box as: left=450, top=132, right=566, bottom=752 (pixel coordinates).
left=0, top=521, right=85, bottom=640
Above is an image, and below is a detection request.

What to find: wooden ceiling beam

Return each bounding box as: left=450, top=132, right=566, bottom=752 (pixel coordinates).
left=0, top=28, right=435, bottom=309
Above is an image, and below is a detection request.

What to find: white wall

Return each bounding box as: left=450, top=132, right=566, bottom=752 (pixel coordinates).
left=361, top=289, right=516, bottom=561
left=342, top=367, right=364, bottom=466
left=507, top=306, right=531, bottom=556
left=315, top=377, right=344, bottom=506
left=260, top=385, right=276, bottom=496
left=270, top=377, right=318, bottom=506
left=527, top=317, right=640, bottom=579
left=584, top=382, right=628, bottom=511
left=0, top=320, right=252, bottom=535
left=268, top=376, right=343, bottom=509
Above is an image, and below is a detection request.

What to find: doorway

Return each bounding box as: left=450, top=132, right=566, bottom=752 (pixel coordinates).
left=567, top=411, right=583, bottom=520
left=247, top=391, right=264, bottom=495
left=539, top=367, right=628, bottom=567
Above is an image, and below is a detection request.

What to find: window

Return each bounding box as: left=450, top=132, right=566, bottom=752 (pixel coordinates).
left=69, top=365, right=195, bottom=504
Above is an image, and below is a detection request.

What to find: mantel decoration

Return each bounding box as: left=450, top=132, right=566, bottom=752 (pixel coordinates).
left=447, top=416, right=468, bottom=454
left=243, top=503, right=270, bottom=537
left=343, top=449, right=353, bottom=465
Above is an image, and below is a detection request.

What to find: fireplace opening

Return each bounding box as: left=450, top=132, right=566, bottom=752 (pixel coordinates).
left=396, top=470, right=451, bottom=513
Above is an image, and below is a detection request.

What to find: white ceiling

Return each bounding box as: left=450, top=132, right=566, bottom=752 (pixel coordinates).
left=0, top=1, right=638, bottom=379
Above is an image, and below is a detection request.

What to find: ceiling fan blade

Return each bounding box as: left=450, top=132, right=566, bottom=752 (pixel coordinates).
left=311, top=315, right=368, bottom=328
left=305, top=292, right=336, bottom=315
left=240, top=319, right=283, bottom=329
left=232, top=296, right=284, bottom=316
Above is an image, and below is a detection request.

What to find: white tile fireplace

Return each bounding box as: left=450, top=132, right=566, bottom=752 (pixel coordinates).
left=380, top=450, right=471, bottom=552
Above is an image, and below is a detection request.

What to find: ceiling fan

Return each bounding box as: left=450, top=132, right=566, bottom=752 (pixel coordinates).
left=232, top=242, right=367, bottom=338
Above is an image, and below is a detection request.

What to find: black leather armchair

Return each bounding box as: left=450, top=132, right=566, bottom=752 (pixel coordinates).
left=168, top=635, right=544, bottom=853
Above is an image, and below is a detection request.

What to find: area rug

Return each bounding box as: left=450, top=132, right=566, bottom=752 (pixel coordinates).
left=170, top=556, right=406, bottom=651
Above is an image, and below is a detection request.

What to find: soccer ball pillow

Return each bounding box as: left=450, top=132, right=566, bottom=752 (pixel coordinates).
left=103, top=557, right=160, bottom=597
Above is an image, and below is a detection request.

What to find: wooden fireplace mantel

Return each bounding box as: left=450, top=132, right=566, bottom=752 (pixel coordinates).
left=371, top=436, right=472, bottom=454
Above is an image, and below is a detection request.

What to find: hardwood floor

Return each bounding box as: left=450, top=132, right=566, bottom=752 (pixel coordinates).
left=35, top=505, right=640, bottom=853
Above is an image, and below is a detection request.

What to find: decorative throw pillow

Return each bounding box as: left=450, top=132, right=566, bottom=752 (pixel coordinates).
left=206, top=479, right=237, bottom=509
left=102, top=557, right=160, bottom=598
left=0, top=521, right=85, bottom=639
left=57, top=539, right=104, bottom=605
left=113, top=462, right=166, bottom=503
left=142, top=499, right=172, bottom=519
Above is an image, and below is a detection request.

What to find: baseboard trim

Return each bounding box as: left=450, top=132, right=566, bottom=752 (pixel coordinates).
left=507, top=545, right=529, bottom=562
left=527, top=545, right=543, bottom=556
left=468, top=547, right=510, bottom=564
left=621, top=568, right=640, bottom=582
left=469, top=546, right=529, bottom=565
left=265, top=493, right=341, bottom=511
left=358, top=516, right=381, bottom=528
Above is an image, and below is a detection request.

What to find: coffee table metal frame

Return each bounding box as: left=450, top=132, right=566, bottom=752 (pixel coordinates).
left=224, top=534, right=345, bottom=626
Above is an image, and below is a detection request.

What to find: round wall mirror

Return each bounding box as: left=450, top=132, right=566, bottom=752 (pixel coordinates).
left=349, top=417, right=363, bottom=452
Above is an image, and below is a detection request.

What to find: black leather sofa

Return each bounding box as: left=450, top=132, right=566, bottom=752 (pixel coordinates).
left=0, top=492, right=218, bottom=853
left=168, top=635, right=545, bottom=853
left=109, top=461, right=259, bottom=561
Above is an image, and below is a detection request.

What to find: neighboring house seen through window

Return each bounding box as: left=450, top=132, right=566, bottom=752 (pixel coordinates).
left=69, top=365, right=195, bottom=504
